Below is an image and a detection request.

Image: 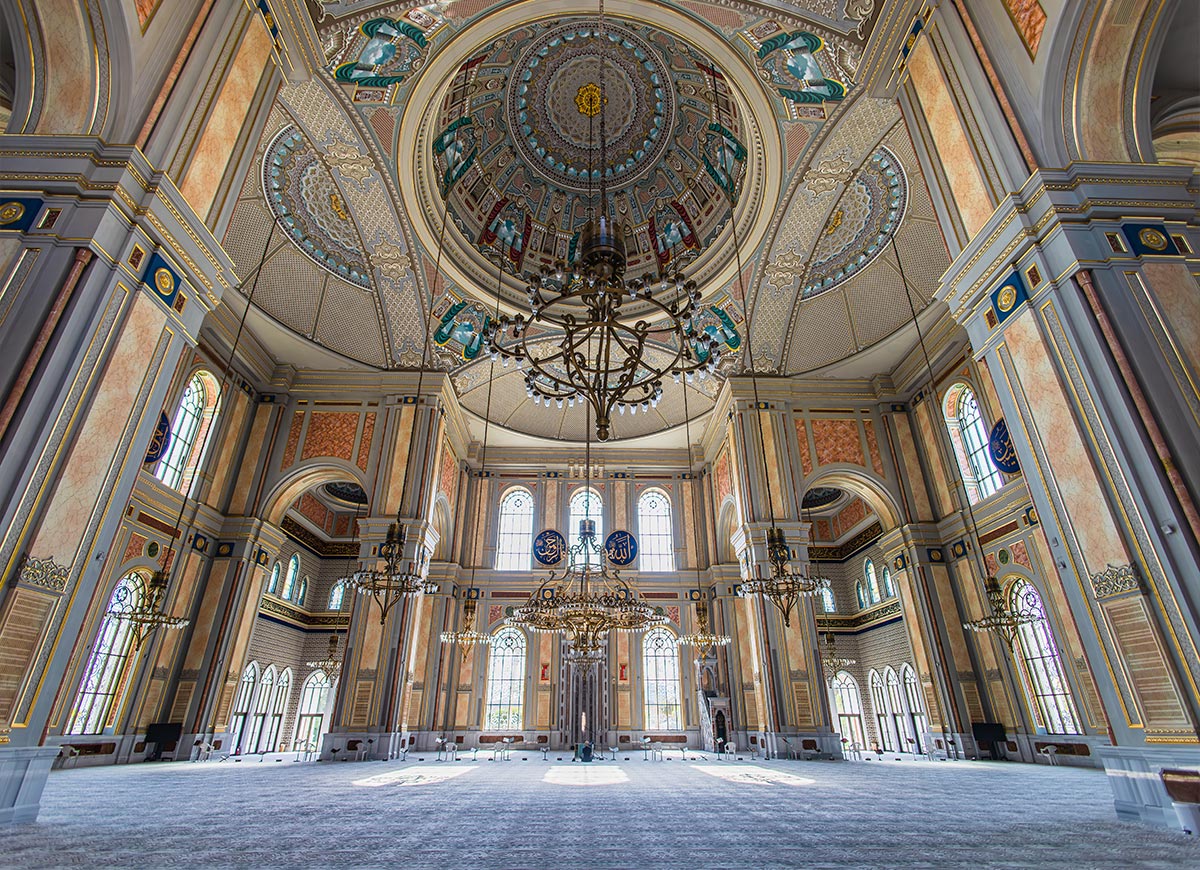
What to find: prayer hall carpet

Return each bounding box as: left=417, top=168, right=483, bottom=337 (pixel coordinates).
left=3, top=752, right=1198, bottom=868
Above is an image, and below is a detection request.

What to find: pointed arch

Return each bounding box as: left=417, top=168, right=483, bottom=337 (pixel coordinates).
left=943, top=382, right=1003, bottom=503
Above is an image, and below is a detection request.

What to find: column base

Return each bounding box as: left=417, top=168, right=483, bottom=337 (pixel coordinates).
left=1098, top=745, right=1200, bottom=829
left=750, top=730, right=844, bottom=760
left=321, top=731, right=408, bottom=761
left=0, top=745, right=61, bottom=824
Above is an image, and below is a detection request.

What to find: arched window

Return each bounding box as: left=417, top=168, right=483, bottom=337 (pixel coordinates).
left=868, top=670, right=892, bottom=752
left=855, top=582, right=867, bottom=610
left=156, top=370, right=221, bottom=495
left=485, top=627, right=526, bottom=730
left=637, top=489, right=675, bottom=572
left=229, top=662, right=258, bottom=751
left=296, top=670, right=332, bottom=752
left=830, top=671, right=866, bottom=749
left=1009, top=579, right=1082, bottom=735
left=266, top=562, right=281, bottom=596
left=882, top=567, right=895, bottom=598
left=246, top=666, right=275, bottom=753
left=943, top=383, right=1003, bottom=503
left=66, top=571, right=148, bottom=735
left=296, top=576, right=308, bottom=606
left=886, top=667, right=916, bottom=752
left=865, top=560, right=880, bottom=603
left=643, top=627, right=682, bottom=731
left=569, top=488, right=603, bottom=568
left=281, top=555, right=299, bottom=601
left=328, top=582, right=345, bottom=611
left=495, top=487, right=535, bottom=571
left=261, top=669, right=290, bottom=753
left=901, top=665, right=928, bottom=753
left=821, top=586, right=836, bottom=613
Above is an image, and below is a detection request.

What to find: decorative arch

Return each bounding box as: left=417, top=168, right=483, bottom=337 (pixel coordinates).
left=431, top=494, right=453, bottom=561
left=261, top=463, right=368, bottom=526
left=716, top=497, right=738, bottom=564
left=800, top=469, right=903, bottom=532
left=943, top=381, right=1002, bottom=504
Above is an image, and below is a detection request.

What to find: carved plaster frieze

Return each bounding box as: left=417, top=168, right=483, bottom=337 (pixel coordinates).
left=17, top=554, right=69, bottom=594
left=1090, top=563, right=1141, bottom=600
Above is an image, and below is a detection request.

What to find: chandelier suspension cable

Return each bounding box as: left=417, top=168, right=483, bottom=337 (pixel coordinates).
left=440, top=260, right=507, bottom=652
left=889, top=236, right=1034, bottom=646
left=117, top=217, right=279, bottom=649
left=345, top=193, right=454, bottom=620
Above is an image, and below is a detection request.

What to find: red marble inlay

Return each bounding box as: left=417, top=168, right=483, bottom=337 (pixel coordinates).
left=812, top=418, right=864, bottom=468
left=297, top=492, right=330, bottom=529
left=357, top=412, right=375, bottom=472
left=833, top=498, right=868, bottom=538
left=301, top=412, right=357, bottom=462
left=1011, top=540, right=1031, bottom=568
left=795, top=418, right=813, bottom=475
left=1003, top=0, right=1046, bottom=55
left=985, top=553, right=1000, bottom=575
left=282, top=411, right=303, bottom=469
left=489, top=604, right=504, bottom=625
left=439, top=440, right=458, bottom=504
left=123, top=533, right=147, bottom=563
left=666, top=605, right=680, bottom=626
left=714, top=448, right=732, bottom=505
left=864, top=421, right=885, bottom=476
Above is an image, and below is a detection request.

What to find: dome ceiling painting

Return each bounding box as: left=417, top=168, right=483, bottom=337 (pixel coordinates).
left=227, top=1, right=950, bottom=441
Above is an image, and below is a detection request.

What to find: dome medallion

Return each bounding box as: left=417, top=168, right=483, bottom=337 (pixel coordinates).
left=432, top=16, right=749, bottom=283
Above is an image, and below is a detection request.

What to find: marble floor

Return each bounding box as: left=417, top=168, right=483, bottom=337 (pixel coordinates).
left=3, top=753, right=1198, bottom=868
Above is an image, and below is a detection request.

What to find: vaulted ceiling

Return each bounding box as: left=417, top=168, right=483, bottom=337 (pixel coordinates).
left=224, top=1, right=950, bottom=442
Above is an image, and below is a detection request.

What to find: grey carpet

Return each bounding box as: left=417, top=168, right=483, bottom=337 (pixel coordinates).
left=3, top=754, right=1198, bottom=868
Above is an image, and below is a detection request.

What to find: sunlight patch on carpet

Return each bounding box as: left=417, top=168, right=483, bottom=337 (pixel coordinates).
left=543, top=765, right=630, bottom=786
left=354, top=766, right=478, bottom=787
left=693, top=765, right=815, bottom=786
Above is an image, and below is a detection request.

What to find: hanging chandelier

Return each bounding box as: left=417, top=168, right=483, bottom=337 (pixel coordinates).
left=820, top=632, right=857, bottom=674
left=738, top=526, right=830, bottom=626
left=440, top=598, right=494, bottom=651
left=483, top=1, right=721, bottom=442
left=963, top=576, right=1039, bottom=648
left=677, top=597, right=731, bottom=656
left=113, top=569, right=189, bottom=651
left=344, top=520, right=436, bottom=624
left=306, top=632, right=344, bottom=672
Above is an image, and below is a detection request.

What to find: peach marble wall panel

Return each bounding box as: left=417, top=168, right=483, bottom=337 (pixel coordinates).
left=356, top=412, right=376, bottom=471
left=206, top=389, right=249, bottom=508
left=135, top=0, right=162, bottom=27
left=864, top=421, right=885, bottom=476
left=180, top=22, right=273, bottom=222
left=783, top=617, right=805, bottom=676
left=812, top=418, right=864, bottom=468
left=613, top=481, right=628, bottom=531
left=815, top=518, right=832, bottom=541
left=385, top=406, right=415, bottom=515
left=1001, top=0, right=1047, bottom=55
left=297, top=492, right=329, bottom=528
left=1135, top=264, right=1200, bottom=394
left=182, top=558, right=232, bottom=672
left=907, top=39, right=993, bottom=238
left=1010, top=540, right=1030, bottom=568
left=232, top=404, right=272, bottom=514
left=1004, top=310, right=1129, bottom=571
left=32, top=0, right=96, bottom=134
left=893, top=415, right=933, bottom=521
left=301, top=412, right=357, bottom=462
left=281, top=411, right=302, bottom=469
left=974, top=358, right=1006, bottom=426
left=794, top=419, right=813, bottom=475
left=714, top=448, right=732, bottom=505
left=1078, top=0, right=1152, bottom=161
left=931, top=562, right=972, bottom=673
left=759, top=411, right=787, bottom=518
left=913, top=400, right=954, bottom=515
left=30, top=292, right=165, bottom=565
left=681, top=482, right=695, bottom=570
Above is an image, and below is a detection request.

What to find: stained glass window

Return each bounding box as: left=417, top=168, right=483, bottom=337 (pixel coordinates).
left=496, top=488, right=535, bottom=571
left=267, top=562, right=280, bottom=595
left=821, top=586, right=836, bottom=613
left=882, top=567, right=895, bottom=598
left=281, top=555, right=299, bottom=600
left=856, top=582, right=867, bottom=610
left=156, top=370, right=221, bottom=496
left=569, top=488, right=603, bottom=568
left=66, top=571, right=148, bottom=735
left=485, top=627, right=526, bottom=730
left=830, top=671, right=866, bottom=749
left=1009, top=579, right=1082, bottom=735
left=637, top=489, right=675, bottom=572
left=328, top=582, right=345, bottom=611
left=944, top=384, right=1003, bottom=504
left=643, top=627, right=682, bottom=731
left=865, top=559, right=880, bottom=603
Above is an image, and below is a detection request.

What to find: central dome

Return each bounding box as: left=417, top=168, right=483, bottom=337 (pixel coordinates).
left=508, top=22, right=674, bottom=190
left=431, top=15, right=749, bottom=282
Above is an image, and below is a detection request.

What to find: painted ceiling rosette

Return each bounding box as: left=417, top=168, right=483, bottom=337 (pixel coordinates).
left=431, top=16, right=749, bottom=281
left=262, top=125, right=373, bottom=288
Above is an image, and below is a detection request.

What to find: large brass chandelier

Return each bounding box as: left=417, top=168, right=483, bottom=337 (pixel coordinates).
left=738, top=527, right=829, bottom=626
left=440, top=598, right=494, bottom=652
left=963, top=576, right=1038, bottom=648
left=345, top=519, right=436, bottom=624
left=820, top=632, right=857, bottom=674
left=677, top=597, right=731, bottom=656
left=306, top=633, right=344, bottom=672
left=484, top=1, right=721, bottom=442
left=113, top=569, right=189, bottom=651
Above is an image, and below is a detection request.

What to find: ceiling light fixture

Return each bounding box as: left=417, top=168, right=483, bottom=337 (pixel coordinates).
left=306, top=632, right=344, bottom=673
left=820, top=631, right=856, bottom=674
left=483, top=0, right=720, bottom=442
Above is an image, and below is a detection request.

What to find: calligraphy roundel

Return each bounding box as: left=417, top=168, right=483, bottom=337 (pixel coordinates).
left=604, top=530, right=638, bottom=566
left=533, top=529, right=566, bottom=566
left=144, top=412, right=171, bottom=464
left=989, top=419, right=1020, bottom=474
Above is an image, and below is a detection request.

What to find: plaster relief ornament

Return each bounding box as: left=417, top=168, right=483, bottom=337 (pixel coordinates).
left=333, top=18, right=429, bottom=88
left=744, top=26, right=848, bottom=121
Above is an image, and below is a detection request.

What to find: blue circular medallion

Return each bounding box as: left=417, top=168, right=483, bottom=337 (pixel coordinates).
left=533, top=529, right=567, bottom=566
left=604, top=530, right=638, bottom=566
left=989, top=419, right=1020, bottom=474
